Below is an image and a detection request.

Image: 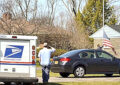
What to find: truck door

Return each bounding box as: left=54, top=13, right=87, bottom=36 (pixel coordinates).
left=0, top=39, right=31, bottom=77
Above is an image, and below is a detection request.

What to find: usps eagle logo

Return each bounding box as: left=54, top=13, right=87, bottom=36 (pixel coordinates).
left=4, top=45, right=24, bottom=58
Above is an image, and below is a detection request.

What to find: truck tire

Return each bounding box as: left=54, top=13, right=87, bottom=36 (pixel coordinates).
left=4, top=82, right=11, bottom=85
left=23, top=82, right=38, bottom=85
left=4, top=82, right=22, bottom=85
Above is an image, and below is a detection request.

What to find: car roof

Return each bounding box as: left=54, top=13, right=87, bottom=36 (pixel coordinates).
left=74, top=49, right=95, bottom=51
left=77, top=49, right=114, bottom=57
left=73, top=49, right=105, bottom=52
left=59, top=49, right=114, bottom=58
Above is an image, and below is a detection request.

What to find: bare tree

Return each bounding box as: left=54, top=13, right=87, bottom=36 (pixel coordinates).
left=109, top=0, right=120, bottom=24
left=0, top=0, right=39, bottom=35
left=0, top=0, right=14, bottom=15
left=15, top=0, right=38, bottom=20
left=0, top=0, right=38, bottom=20
left=60, top=0, right=93, bottom=49
left=46, top=0, right=58, bottom=26
left=61, top=0, right=87, bottom=17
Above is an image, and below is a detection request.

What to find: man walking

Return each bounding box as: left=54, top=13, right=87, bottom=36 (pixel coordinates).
left=38, top=43, right=56, bottom=83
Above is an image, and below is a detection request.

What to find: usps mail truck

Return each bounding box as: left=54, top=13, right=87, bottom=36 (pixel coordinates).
left=0, top=35, right=38, bottom=85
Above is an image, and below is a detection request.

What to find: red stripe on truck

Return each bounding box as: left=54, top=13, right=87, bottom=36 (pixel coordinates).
left=0, top=61, right=32, bottom=64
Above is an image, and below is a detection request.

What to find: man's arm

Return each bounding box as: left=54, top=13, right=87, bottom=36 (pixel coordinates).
left=50, top=46, right=56, bottom=52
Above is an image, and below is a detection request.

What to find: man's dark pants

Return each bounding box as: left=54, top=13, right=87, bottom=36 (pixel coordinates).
left=42, top=65, right=50, bottom=83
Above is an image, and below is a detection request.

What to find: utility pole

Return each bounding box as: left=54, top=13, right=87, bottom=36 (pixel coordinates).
left=103, top=0, right=104, bottom=26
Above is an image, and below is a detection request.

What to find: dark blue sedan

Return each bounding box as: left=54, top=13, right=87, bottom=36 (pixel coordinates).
left=51, top=49, right=120, bottom=78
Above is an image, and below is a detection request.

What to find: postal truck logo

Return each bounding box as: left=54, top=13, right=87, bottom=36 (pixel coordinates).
left=4, top=45, right=24, bottom=58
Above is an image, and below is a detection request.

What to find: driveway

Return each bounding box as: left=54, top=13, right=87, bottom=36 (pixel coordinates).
left=38, top=76, right=120, bottom=83
left=0, top=76, right=119, bottom=85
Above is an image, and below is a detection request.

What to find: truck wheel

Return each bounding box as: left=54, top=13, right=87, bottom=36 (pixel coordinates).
left=4, top=82, right=11, bottom=85
left=23, top=83, right=31, bottom=85
left=74, top=66, right=85, bottom=78
left=23, top=82, right=37, bottom=85
left=59, top=73, right=70, bottom=77
left=104, top=74, right=113, bottom=77
left=31, top=82, right=38, bottom=85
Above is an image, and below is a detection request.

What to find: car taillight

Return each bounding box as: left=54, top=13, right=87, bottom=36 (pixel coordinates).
left=60, top=58, right=71, bottom=62
left=50, top=58, right=53, bottom=61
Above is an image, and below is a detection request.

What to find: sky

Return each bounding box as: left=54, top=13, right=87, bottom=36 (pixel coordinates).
left=37, top=0, right=86, bottom=27
left=0, top=0, right=120, bottom=25
left=33, top=0, right=120, bottom=25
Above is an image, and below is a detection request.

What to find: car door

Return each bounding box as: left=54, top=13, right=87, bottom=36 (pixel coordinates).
left=96, top=50, right=119, bottom=72
left=79, top=50, right=101, bottom=73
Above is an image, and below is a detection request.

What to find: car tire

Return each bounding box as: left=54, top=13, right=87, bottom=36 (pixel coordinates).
left=74, top=66, right=85, bottom=78
left=105, top=74, right=113, bottom=77
left=59, top=73, right=70, bottom=78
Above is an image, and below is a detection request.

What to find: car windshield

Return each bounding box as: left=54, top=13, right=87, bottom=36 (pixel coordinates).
left=59, top=50, right=80, bottom=58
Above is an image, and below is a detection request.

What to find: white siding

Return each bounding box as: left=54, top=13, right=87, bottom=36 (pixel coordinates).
left=90, top=25, right=120, bottom=38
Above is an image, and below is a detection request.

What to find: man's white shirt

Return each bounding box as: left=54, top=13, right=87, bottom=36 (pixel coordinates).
left=38, top=47, right=56, bottom=66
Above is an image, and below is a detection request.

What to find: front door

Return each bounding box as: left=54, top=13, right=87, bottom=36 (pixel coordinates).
left=96, top=51, right=119, bottom=73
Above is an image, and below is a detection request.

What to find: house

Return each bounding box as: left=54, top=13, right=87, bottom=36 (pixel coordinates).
left=90, top=25, right=120, bottom=58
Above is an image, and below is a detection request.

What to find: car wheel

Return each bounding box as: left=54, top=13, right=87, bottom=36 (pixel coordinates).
left=74, top=66, right=85, bottom=78
left=105, top=74, right=113, bottom=77
left=59, top=73, right=70, bottom=77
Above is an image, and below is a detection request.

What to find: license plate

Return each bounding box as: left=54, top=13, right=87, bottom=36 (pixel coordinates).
left=55, top=61, right=58, bottom=64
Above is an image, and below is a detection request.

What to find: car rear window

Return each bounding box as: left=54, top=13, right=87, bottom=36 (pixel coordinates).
left=59, top=50, right=80, bottom=58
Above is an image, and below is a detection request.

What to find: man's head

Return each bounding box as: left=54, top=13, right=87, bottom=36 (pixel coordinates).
left=43, top=42, right=51, bottom=49
left=97, top=44, right=100, bottom=47
left=43, top=42, right=48, bottom=47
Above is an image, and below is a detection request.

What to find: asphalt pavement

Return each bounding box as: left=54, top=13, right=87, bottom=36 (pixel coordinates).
left=38, top=76, right=120, bottom=83
left=0, top=76, right=119, bottom=85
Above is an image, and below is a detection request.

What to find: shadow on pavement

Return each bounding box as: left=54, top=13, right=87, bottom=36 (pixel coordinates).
left=0, top=83, right=62, bottom=85
left=84, top=75, right=120, bottom=78
left=58, top=75, right=120, bottom=78
left=37, top=83, right=62, bottom=85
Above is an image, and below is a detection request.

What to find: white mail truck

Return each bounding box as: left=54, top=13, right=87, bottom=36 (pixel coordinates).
left=0, top=35, right=38, bottom=85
